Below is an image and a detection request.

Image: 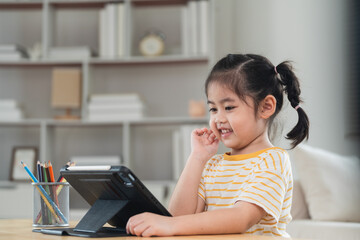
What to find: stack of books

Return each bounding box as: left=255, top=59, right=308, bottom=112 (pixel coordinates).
left=182, top=0, right=209, bottom=56
left=0, top=99, right=24, bottom=121
left=49, top=46, right=95, bottom=60
left=87, top=94, right=145, bottom=121
left=0, top=44, right=28, bottom=61
left=99, top=2, right=126, bottom=58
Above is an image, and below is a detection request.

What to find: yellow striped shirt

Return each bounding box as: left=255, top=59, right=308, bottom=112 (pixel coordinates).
left=198, top=147, right=293, bottom=238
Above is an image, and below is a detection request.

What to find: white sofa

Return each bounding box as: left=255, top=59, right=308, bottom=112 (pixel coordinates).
left=287, top=145, right=360, bottom=240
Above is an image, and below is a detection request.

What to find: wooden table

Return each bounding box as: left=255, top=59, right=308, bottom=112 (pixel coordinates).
left=0, top=219, right=293, bottom=240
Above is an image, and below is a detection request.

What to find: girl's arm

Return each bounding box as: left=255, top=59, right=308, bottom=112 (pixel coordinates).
left=126, top=200, right=266, bottom=237
left=168, top=128, right=219, bottom=216
left=168, top=152, right=206, bottom=215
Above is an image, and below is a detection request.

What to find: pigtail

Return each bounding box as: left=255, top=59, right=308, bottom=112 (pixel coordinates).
left=276, top=61, right=310, bottom=148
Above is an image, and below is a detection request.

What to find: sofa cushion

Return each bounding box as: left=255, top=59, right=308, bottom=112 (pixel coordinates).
left=287, top=219, right=360, bottom=240
left=292, top=144, right=360, bottom=222
left=290, top=179, right=310, bottom=219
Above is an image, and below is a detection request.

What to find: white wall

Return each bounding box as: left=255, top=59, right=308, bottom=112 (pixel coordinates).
left=214, top=0, right=359, bottom=156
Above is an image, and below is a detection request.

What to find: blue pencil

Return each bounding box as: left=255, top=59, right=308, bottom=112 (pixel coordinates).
left=21, top=161, right=68, bottom=224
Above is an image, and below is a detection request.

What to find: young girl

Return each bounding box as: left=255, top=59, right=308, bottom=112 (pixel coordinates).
left=126, top=54, right=309, bottom=237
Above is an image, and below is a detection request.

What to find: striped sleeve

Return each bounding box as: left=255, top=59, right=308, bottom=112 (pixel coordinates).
left=236, top=167, right=287, bottom=222
left=198, top=160, right=210, bottom=202
left=198, top=155, right=221, bottom=202
left=198, top=177, right=206, bottom=201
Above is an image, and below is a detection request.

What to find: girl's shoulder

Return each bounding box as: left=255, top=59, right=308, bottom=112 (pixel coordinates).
left=260, top=147, right=288, bottom=157
left=203, top=154, right=224, bottom=169
left=207, top=154, right=224, bottom=164
left=257, top=147, right=291, bottom=172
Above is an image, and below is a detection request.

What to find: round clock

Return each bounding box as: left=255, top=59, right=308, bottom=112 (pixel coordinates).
left=139, top=32, right=165, bottom=57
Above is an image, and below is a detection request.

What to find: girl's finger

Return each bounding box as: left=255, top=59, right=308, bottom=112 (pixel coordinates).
left=208, top=133, right=216, bottom=141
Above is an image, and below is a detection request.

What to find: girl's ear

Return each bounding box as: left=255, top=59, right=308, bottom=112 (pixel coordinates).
left=259, top=95, right=276, bottom=119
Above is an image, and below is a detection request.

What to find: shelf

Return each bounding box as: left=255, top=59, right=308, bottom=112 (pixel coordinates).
left=90, top=55, right=209, bottom=65
left=0, top=0, right=108, bottom=9
left=48, top=0, right=108, bottom=9
left=0, top=55, right=209, bottom=67
left=0, top=116, right=208, bottom=127
left=132, top=0, right=188, bottom=7
left=0, top=1, right=42, bottom=9
left=0, top=59, right=83, bottom=67
left=0, top=0, right=190, bottom=11
left=0, top=119, right=43, bottom=127
left=129, top=116, right=208, bottom=126
left=0, top=0, right=213, bottom=195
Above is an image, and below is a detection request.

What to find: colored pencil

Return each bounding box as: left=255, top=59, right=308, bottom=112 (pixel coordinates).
left=36, top=161, right=46, bottom=224
left=56, top=177, right=68, bottom=196
left=48, top=161, right=55, bottom=182
left=20, top=161, right=67, bottom=224
left=48, top=161, right=59, bottom=207
left=43, top=163, right=53, bottom=223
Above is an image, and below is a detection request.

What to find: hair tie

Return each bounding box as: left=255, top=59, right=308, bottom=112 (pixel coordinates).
left=294, top=104, right=301, bottom=110
left=274, top=66, right=278, bottom=74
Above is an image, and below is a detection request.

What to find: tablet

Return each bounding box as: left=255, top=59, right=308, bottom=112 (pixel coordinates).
left=35, top=165, right=171, bottom=237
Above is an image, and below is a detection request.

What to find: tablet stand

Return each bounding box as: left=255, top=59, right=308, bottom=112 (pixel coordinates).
left=75, top=199, right=129, bottom=234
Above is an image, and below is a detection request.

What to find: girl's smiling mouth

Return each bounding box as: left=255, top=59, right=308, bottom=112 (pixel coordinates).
left=218, top=127, right=233, bottom=138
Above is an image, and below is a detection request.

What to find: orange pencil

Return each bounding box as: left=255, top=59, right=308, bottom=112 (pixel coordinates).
left=48, top=161, right=55, bottom=182
left=48, top=161, right=59, bottom=207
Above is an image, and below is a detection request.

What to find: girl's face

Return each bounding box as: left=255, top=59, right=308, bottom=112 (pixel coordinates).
left=207, top=82, right=267, bottom=155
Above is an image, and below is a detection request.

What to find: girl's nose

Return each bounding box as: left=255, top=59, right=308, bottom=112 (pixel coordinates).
left=215, top=113, right=226, bottom=125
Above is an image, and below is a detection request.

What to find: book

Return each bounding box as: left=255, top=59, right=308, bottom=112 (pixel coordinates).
left=88, top=112, right=144, bottom=121
left=181, top=6, right=190, bottom=56
left=198, top=0, right=209, bottom=55
left=0, top=99, right=23, bottom=121
left=188, top=1, right=198, bottom=56
left=88, top=102, right=144, bottom=113
left=88, top=93, right=145, bottom=121
left=0, top=52, right=26, bottom=61
left=99, top=8, right=108, bottom=58
left=90, top=94, right=142, bottom=104
left=117, top=3, right=125, bottom=57
left=0, top=99, right=18, bottom=108
left=0, top=44, right=28, bottom=56
left=99, top=2, right=126, bottom=58
left=106, top=3, right=118, bottom=58
left=0, top=108, right=23, bottom=121
left=181, top=1, right=209, bottom=56
left=49, top=47, right=94, bottom=60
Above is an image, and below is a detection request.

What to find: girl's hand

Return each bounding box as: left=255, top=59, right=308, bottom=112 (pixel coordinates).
left=191, top=127, right=219, bottom=163
left=126, top=212, right=176, bottom=237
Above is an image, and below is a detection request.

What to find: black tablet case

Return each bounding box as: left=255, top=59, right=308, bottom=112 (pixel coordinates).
left=34, top=165, right=171, bottom=237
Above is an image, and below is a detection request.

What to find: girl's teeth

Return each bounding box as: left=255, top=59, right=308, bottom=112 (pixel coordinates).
left=221, top=129, right=231, bottom=133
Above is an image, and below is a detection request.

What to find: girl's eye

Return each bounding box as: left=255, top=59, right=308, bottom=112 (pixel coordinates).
left=209, top=107, right=217, bottom=113
left=225, top=106, right=235, bottom=111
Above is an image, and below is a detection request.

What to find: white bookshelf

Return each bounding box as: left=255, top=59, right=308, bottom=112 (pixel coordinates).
left=0, top=55, right=208, bottom=66
left=0, top=0, right=213, bottom=188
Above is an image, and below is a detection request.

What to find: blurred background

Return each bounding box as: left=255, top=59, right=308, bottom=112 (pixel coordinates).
left=214, top=0, right=359, bottom=156
left=0, top=0, right=359, bottom=223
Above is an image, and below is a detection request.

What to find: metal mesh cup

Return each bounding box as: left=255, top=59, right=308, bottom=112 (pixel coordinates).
left=32, top=182, right=69, bottom=227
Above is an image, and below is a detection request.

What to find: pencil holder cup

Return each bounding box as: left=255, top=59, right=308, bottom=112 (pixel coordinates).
left=32, top=182, right=69, bottom=228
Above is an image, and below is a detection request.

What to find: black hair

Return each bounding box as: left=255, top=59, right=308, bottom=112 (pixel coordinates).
left=205, top=53, right=309, bottom=149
